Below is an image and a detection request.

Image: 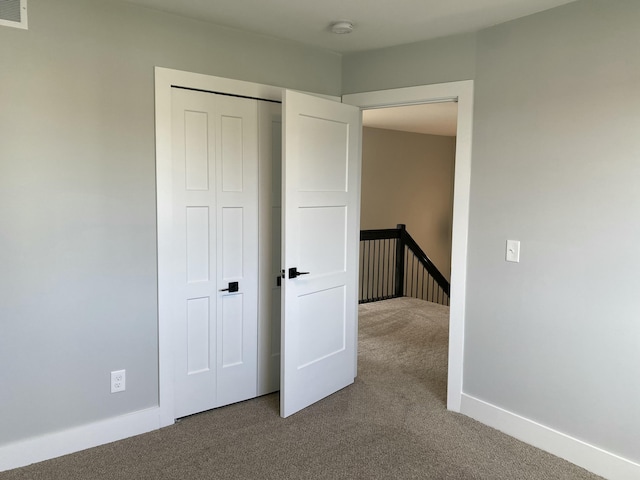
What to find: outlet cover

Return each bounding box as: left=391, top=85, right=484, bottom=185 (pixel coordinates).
left=111, top=370, right=126, bottom=393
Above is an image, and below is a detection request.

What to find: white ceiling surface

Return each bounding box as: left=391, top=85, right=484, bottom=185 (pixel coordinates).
left=363, top=103, right=458, bottom=137
left=124, top=0, right=576, bottom=53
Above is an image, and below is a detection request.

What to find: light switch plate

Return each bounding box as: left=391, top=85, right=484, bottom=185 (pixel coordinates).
left=506, top=240, right=520, bottom=263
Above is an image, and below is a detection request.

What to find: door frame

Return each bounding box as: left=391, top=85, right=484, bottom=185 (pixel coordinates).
left=343, top=81, right=473, bottom=412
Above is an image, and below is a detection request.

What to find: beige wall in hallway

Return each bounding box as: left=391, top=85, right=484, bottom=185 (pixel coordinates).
left=360, top=127, right=456, bottom=280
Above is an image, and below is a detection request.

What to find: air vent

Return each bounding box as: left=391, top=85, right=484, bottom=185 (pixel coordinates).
left=0, top=0, right=27, bottom=30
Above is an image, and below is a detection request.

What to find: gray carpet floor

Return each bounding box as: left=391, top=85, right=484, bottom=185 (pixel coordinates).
left=1, top=297, right=603, bottom=479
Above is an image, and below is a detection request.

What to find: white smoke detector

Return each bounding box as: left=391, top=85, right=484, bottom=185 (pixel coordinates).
left=331, top=21, right=353, bottom=34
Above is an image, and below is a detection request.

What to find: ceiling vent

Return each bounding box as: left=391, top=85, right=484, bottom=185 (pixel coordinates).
left=0, top=0, right=27, bottom=30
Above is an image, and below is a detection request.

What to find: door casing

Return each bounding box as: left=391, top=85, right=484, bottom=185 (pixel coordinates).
left=343, top=82, right=473, bottom=412
left=155, top=67, right=471, bottom=426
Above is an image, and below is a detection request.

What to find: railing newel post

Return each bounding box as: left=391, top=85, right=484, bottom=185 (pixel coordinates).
left=395, top=224, right=406, bottom=298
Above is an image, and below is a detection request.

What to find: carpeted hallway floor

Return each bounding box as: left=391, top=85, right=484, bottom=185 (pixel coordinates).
left=1, top=298, right=603, bottom=479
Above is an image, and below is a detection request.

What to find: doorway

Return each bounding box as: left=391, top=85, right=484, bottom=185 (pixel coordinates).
left=360, top=102, right=458, bottom=283
left=343, top=81, right=473, bottom=412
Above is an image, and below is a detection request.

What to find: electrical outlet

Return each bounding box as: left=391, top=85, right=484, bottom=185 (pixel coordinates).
left=111, top=370, right=126, bottom=393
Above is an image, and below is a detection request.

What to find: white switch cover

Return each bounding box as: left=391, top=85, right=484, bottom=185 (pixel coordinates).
left=506, top=240, right=520, bottom=263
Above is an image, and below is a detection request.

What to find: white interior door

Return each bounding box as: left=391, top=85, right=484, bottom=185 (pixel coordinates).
left=171, top=88, right=259, bottom=418
left=281, top=90, right=362, bottom=418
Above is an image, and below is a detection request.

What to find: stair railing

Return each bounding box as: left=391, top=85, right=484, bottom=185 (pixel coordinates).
left=359, top=224, right=450, bottom=305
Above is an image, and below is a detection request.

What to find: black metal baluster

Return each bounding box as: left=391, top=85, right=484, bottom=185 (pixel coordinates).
left=370, top=240, right=375, bottom=300
left=367, top=240, right=372, bottom=300
left=378, top=239, right=383, bottom=300
left=364, top=241, right=368, bottom=301
left=432, top=277, right=435, bottom=303
left=383, top=239, right=388, bottom=298
left=360, top=242, right=365, bottom=302
left=416, top=258, right=420, bottom=298
left=431, top=276, right=435, bottom=303
left=412, top=256, right=416, bottom=298
left=375, top=240, right=381, bottom=300
left=395, top=226, right=405, bottom=298
left=391, top=239, right=396, bottom=297
left=405, top=248, right=409, bottom=297
left=371, top=240, right=376, bottom=300
left=378, top=240, right=383, bottom=300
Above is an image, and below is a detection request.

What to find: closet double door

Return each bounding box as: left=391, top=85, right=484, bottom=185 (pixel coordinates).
left=170, top=86, right=361, bottom=420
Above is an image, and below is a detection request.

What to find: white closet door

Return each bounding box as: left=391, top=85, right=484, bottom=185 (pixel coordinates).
left=280, top=90, right=362, bottom=418
left=171, top=88, right=259, bottom=418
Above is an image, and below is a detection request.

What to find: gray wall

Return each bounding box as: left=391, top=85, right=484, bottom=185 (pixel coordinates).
left=347, top=0, right=640, bottom=464
left=342, top=32, right=476, bottom=94
left=0, top=0, right=340, bottom=445
left=465, top=0, right=640, bottom=463
left=361, top=127, right=455, bottom=280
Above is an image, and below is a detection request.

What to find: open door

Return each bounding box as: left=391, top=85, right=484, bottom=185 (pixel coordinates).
left=281, top=90, right=362, bottom=417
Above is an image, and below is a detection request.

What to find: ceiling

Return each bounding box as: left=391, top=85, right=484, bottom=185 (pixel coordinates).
left=363, top=103, right=458, bottom=137
left=123, top=0, right=576, bottom=54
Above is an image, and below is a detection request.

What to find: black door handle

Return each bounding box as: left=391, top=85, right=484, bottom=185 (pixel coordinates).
left=219, top=281, right=239, bottom=293
left=288, top=267, right=310, bottom=279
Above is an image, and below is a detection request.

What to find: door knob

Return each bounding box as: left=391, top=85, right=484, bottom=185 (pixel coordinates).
left=219, top=281, right=239, bottom=293
left=288, top=267, right=310, bottom=279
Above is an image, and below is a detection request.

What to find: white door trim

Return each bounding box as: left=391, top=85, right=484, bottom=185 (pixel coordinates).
left=155, top=67, right=282, bottom=427
left=343, top=80, right=473, bottom=412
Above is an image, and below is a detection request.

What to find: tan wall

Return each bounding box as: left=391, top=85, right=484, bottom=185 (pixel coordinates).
left=360, top=127, right=456, bottom=280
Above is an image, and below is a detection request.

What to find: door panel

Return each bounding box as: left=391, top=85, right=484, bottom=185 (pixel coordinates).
left=171, top=88, right=258, bottom=418
left=296, top=286, right=346, bottom=367
left=296, top=116, right=348, bottom=192
left=186, top=206, right=210, bottom=283
left=221, top=207, right=243, bottom=278
left=187, top=297, right=211, bottom=374
left=299, top=206, right=347, bottom=275
left=281, top=90, right=362, bottom=418
left=184, top=111, right=209, bottom=190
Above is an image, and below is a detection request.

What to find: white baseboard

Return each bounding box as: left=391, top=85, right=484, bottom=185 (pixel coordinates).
left=460, top=393, right=640, bottom=480
left=0, top=407, right=164, bottom=472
